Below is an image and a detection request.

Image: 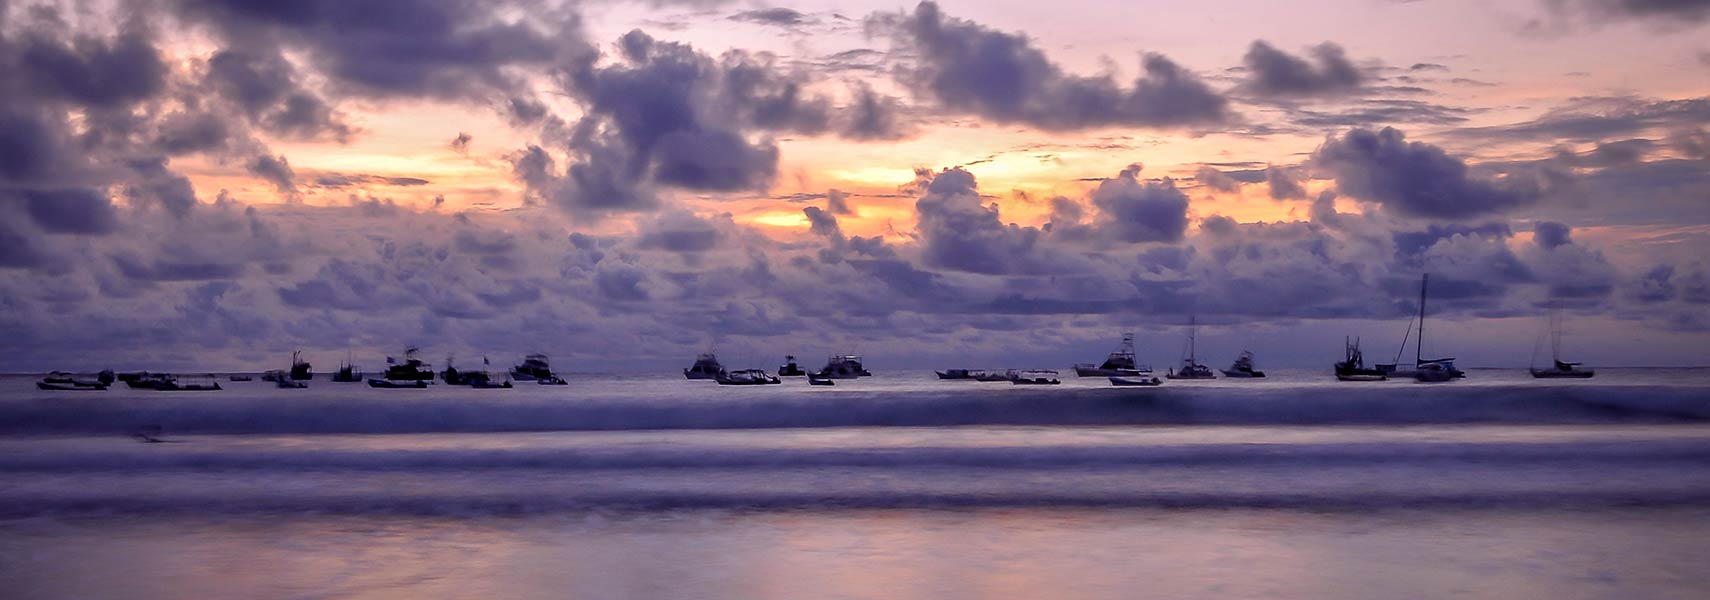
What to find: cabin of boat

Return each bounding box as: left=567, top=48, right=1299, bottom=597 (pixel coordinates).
left=1074, top=333, right=1150, bottom=376
left=384, top=348, right=435, bottom=381
left=816, top=354, right=871, bottom=379
left=1221, top=350, right=1265, bottom=378
left=778, top=356, right=807, bottom=376
left=684, top=353, right=726, bottom=380
left=511, top=353, right=558, bottom=381
left=1335, top=337, right=1388, bottom=381
left=1011, top=369, right=1061, bottom=385
left=715, top=369, right=782, bottom=385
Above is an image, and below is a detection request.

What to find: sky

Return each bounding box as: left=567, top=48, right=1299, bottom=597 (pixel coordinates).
left=1, top=0, right=1708, bottom=372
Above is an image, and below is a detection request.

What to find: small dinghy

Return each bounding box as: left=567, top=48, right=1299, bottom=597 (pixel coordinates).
left=807, top=374, right=835, bottom=386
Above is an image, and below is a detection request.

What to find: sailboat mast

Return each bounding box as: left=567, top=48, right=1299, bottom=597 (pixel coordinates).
left=1188, top=316, right=1197, bottom=363
left=1417, top=273, right=1429, bottom=365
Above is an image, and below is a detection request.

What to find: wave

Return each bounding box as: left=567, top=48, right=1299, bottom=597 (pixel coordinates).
left=4, top=384, right=1709, bottom=435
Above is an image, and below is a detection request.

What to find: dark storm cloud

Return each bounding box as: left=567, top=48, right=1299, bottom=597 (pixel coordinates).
left=13, top=21, right=166, bottom=109
left=125, top=157, right=199, bottom=218
left=873, top=2, right=1228, bottom=130
left=842, top=83, right=908, bottom=140
left=20, top=188, right=118, bottom=234
left=1533, top=221, right=1574, bottom=248
left=111, top=253, right=246, bottom=281
left=637, top=211, right=726, bottom=253
left=1393, top=223, right=1514, bottom=259
left=174, top=0, right=583, bottom=101
left=1240, top=40, right=1365, bottom=98
left=203, top=47, right=351, bottom=142
left=1313, top=127, right=1543, bottom=219
left=1089, top=164, right=1190, bottom=243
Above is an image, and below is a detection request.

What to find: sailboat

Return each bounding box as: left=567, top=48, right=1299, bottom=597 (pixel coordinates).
left=1379, top=274, right=1464, bottom=382
left=1166, top=317, right=1216, bottom=379
left=1073, top=333, right=1149, bottom=376
left=1531, top=310, right=1595, bottom=378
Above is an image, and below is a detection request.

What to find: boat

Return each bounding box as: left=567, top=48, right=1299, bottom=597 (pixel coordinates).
left=332, top=351, right=362, bottom=382
left=288, top=350, right=312, bottom=381
left=41, top=371, right=111, bottom=388
left=441, top=355, right=472, bottom=385
left=936, top=368, right=983, bottom=380
left=1531, top=310, right=1595, bottom=379
left=368, top=378, right=428, bottom=389
left=1335, top=337, right=1388, bottom=381
left=228, top=374, right=253, bottom=382
left=1109, top=375, right=1163, bottom=386
left=1377, top=274, right=1465, bottom=381
left=384, top=348, right=435, bottom=381
left=1011, top=369, right=1061, bottom=385
left=976, top=369, right=1019, bottom=382
left=1165, top=317, right=1217, bottom=380
left=715, top=369, right=782, bottom=385
left=154, top=375, right=222, bottom=391
left=1220, top=350, right=1266, bottom=378
left=511, top=353, right=565, bottom=383
left=1074, top=333, right=1150, bottom=376
left=122, top=372, right=173, bottom=389
left=807, top=373, right=835, bottom=386
left=778, top=355, right=807, bottom=376
left=276, top=377, right=307, bottom=389
left=683, top=352, right=726, bottom=380
left=445, top=357, right=510, bottom=387
left=815, top=354, right=871, bottom=379
left=36, top=380, right=106, bottom=391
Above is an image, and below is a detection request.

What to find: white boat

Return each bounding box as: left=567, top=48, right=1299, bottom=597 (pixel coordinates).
left=715, top=369, right=781, bottom=385
left=1165, top=317, right=1216, bottom=380
left=1010, top=369, right=1061, bottom=385
left=815, top=354, right=871, bottom=379
left=1074, top=333, right=1150, bottom=376
left=1109, top=375, right=1162, bottom=386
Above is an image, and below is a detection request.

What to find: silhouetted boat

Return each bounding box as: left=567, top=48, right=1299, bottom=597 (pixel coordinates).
left=1074, top=333, right=1149, bottom=376
left=1109, top=375, right=1162, bottom=386
left=1010, top=369, right=1061, bottom=385
left=289, top=350, right=312, bottom=381
left=37, top=380, right=105, bottom=391
left=1335, top=337, right=1388, bottom=381
left=716, top=369, right=782, bottom=385
left=368, top=378, right=428, bottom=389
left=445, top=356, right=510, bottom=387
left=684, top=352, right=725, bottom=380
left=976, top=369, right=1019, bottom=382
left=154, top=375, right=222, bottom=391
left=807, top=373, right=835, bottom=386
left=778, top=355, right=807, bottom=376
left=511, top=353, right=565, bottom=384
left=1378, top=274, right=1464, bottom=381
left=384, top=348, right=434, bottom=381
left=440, top=355, right=472, bottom=385
left=1532, top=310, right=1595, bottom=378
left=276, top=377, right=306, bottom=389
left=1166, top=317, right=1216, bottom=380
left=332, top=351, right=362, bottom=382
left=1220, top=350, right=1265, bottom=378
left=816, top=354, right=871, bottom=379
left=122, top=372, right=173, bottom=389
left=228, top=374, right=253, bottom=382
left=936, top=368, right=982, bottom=380
left=41, top=371, right=111, bottom=389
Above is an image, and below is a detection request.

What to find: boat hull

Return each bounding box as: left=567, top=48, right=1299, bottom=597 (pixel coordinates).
left=1073, top=366, right=1145, bottom=377
left=37, top=382, right=105, bottom=391
left=1220, top=369, right=1265, bottom=378
left=368, top=379, right=428, bottom=389
left=1108, top=376, right=1161, bottom=387
left=1531, top=369, right=1595, bottom=379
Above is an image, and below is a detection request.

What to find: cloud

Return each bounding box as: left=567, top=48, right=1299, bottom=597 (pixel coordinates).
left=913, top=167, right=1051, bottom=274
left=1266, top=165, right=1307, bottom=200
left=1089, top=164, right=1190, bottom=243
left=450, top=132, right=473, bottom=154
left=1313, top=127, right=1544, bottom=219
left=1240, top=40, right=1365, bottom=97
left=1545, top=0, right=1710, bottom=24
left=247, top=154, right=298, bottom=197
left=728, top=8, right=811, bottom=27
left=873, top=1, right=1228, bottom=130
left=1448, top=96, right=1710, bottom=144
left=14, top=20, right=167, bottom=108
left=1533, top=221, right=1574, bottom=249
left=20, top=188, right=119, bottom=235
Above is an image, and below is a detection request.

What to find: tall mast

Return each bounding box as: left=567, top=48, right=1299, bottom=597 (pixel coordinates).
left=1416, top=273, right=1429, bottom=365
left=1188, top=315, right=1197, bottom=363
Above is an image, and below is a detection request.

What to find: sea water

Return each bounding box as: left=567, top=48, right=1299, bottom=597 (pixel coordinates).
left=2, top=369, right=1709, bottom=598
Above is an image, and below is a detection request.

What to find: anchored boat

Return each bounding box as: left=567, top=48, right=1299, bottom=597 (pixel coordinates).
left=1335, top=337, right=1388, bottom=381
left=1166, top=317, right=1216, bottom=380
left=1531, top=310, right=1595, bottom=379
left=1220, top=350, right=1265, bottom=378
left=1074, top=333, right=1149, bottom=377
left=684, top=352, right=726, bottom=380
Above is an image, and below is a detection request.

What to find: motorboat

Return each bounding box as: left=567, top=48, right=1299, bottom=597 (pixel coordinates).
left=512, top=353, right=564, bottom=382
left=1165, top=317, right=1216, bottom=380
left=441, top=355, right=471, bottom=385
left=936, top=368, right=987, bottom=380
left=1531, top=310, right=1595, bottom=378
left=1335, top=337, right=1388, bottom=381
left=40, top=371, right=111, bottom=389
left=123, top=372, right=174, bottom=389
left=154, top=375, right=222, bottom=391
left=384, top=348, right=435, bottom=381
left=808, top=373, right=835, bottom=386
left=368, top=378, right=428, bottom=389
left=684, top=352, right=725, bottom=380
left=778, top=355, right=807, bottom=376
left=37, top=380, right=106, bottom=391
left=229, top=374, right=253, bottom=382
left=1109, top=375, right=1163, bottom=386
left=816, top=354, right=871, bottom=379
left=1220, top=350, right=1265, bottom=378
left=1010, top=369, right=1061, bottom=385
left=1074, top=333, right=1150, bottom=376
left=715, top=369, right=782, bottom=385
left=976, top=369, right=1019, bottom=382
left=288, top=351, right=312, bottom=381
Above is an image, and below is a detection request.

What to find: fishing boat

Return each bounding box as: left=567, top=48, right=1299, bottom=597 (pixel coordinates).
left=511, top=353, right=565, bottom=383
left=778, top=355, right=807, bottom=376
left=368, top=378, right=428, bottom=389
left=1010, top=369, right=1061, bottom=385
left=446, top=357, right=511, bottom=387
left=807, top=373, right=835, bottom=386
left=1074, top=333, right=1150, bottom=376
left=1108, top=375, right=1163, bottom=386
left=332, top=351, right=362, bottom=382
left=441, top=355, right=472, bottom=385
left=288, top=350, right=312, bottom=381
left=384, top=348, right=435, bottom=381
left=1166, top=317, right=1217, bottom=380
left=815, top=354, right=871, bottom=379
left=123, top=372, right=173, bottom=389
left=1220, top=350, right=1265, bottom=378
left=715, top=369, right=782, bottom=385
left=1531, top=310, right=1595, bottom=378
left=1377, top=274, right=1465, bottom=381
left=683, top=352, right=725, bottom=380
left=1335, top=337, right=1388, bottom=381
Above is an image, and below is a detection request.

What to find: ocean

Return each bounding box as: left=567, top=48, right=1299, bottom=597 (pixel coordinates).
left=3, top=368, right=1709, bottom=598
